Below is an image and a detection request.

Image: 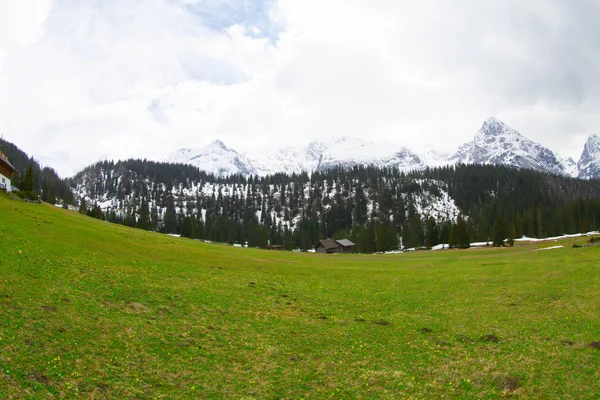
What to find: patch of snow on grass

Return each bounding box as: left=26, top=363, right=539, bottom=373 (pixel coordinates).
left=534, top=245, right=564, bottom=251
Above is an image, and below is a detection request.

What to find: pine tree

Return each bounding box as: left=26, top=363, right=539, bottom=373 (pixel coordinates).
left=21, top=164, right=34, bottom=192
left=79, top=198, right=87, bottom=214
left=492, top=214, right=506, bottom=247
left=506, top=224, right=516, bottom=247
left=425, top=217, right=439, bottom=248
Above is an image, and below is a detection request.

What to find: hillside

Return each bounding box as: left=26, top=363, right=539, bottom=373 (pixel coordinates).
left=2, top=193, right=600, bottom=398
left=70, top=160, right=600, bottom=252
left=0, top=138, right=73, bottom=204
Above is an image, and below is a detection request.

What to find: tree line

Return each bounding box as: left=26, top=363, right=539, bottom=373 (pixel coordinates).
left=71, top=159, right=600, bottom=252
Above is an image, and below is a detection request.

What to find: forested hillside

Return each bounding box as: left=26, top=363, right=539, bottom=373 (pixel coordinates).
left=0, top=139, right=73, bottom=204
left=70, top=159, right=600, bottom=252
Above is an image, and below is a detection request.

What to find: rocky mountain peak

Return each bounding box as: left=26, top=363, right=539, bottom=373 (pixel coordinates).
left=479, top=117, right=507, bottom=136
left=163, top=119, right=600, bottom=179
left=577, top=134, right=600, bottom=179
left=451, top=118, right=567, bottom=176
left=207, top=139, right=231, bottom=152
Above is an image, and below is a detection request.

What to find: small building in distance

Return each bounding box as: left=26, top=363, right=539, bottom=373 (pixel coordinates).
left=0, top=149, right=18, bottom=192
left=265, top=244, right=285, bottom=251
left=314, top=239, right=355, bottom=254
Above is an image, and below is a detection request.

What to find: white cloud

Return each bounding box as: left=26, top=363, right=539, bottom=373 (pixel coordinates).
left=0, top=0, right=599, bottom=176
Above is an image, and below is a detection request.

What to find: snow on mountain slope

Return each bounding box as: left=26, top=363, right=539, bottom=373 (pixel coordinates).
left=557, top=155, right=578, bottom=177
left=577, top=134, right=600, bottom=179
left=249, top=137, right=428, bottom=176
left=312, top=137, right=426, bottom=172
left=171, top=137, right=429, bottom=177
left=450, top=117, right=568, bottom=176
left=164, top=118, right=597, bottom=178
left=167, top=140, right=257, bottom=176
left=247, top=144, right=320, bottom=176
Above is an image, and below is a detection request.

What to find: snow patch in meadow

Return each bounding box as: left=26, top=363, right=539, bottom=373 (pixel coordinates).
left=533, top=245, right=564, bottom=251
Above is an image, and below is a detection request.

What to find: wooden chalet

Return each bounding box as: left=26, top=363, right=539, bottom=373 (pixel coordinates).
left=0, top=149, right=17, bottom=192
left=314, top=239, right=355, bottom=254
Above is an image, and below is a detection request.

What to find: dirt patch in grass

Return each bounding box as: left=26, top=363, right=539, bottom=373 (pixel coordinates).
left=248, top=282, right=256, bottom=286
left=30, top=371, right=50, bottom=385
left=563, top=340, right=575, bottom=346
left=126, top=302, right=151, bottom=313
left=41, top=305, right=56, bottom=312
left=500, top=375, right=522, bottom=392
left=373, top=320, right=391, bottom=326
left=354, top=318, right=366, bottom=322
left=589, top=342, right=600, bottom=349
left=480, top=334, right=499, bottom=343
left=420, top=327, right=433, bottom=333
left=317, top=315, right=328, bottom=320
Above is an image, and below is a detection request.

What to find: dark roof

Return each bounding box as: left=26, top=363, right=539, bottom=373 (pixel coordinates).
left=316, top=239, right=339, bottom=249
left=0, top=155, right=17, bottom=173
left=315, top=239, right=356, bottom=249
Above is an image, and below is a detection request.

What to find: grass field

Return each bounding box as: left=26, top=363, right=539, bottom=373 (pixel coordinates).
left=1, top=193, right=600, bottom=399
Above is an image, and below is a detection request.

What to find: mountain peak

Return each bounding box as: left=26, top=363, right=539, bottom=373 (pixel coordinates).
left=208, top=139, right=230, bottom=151
left=163, top=121, right=600, bottom=179
left=479, top=117, right=509, bottom=137
left=577, top=134, right=600, bottom=179
left=483, top=116, right=502, bottom=125
left=586, top=134, right=600, bottom=144
left=451, top=118, right=567, bottom=176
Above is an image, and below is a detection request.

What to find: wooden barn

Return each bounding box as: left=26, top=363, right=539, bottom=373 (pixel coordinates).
left=0, top=149, right=17, bottom=192
left=314, top=239, right=355, bottom=254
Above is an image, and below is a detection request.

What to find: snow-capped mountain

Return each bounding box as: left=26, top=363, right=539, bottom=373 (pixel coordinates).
left=577, top=134, right=600, bottom=179
left=449, top=117, right=567, bottom=176
left=558, top=156, right=578, bottom=178
left=167, top=140, right=257, bottom=176
left=166, top=118, right=600, bottom=179
left=169, top=137, right=430, bottom=177
left=251, top=137, right=428, bottom=176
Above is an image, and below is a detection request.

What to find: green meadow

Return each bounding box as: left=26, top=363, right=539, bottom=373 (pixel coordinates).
left=1, top=193, right=599, bottom=399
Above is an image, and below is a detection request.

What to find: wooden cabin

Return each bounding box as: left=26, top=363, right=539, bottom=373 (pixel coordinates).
left=314, top=239, right=355, bottom=254
left=0, top=150, right=17, bottom=192
left=265, top=244, right=285, bottom=251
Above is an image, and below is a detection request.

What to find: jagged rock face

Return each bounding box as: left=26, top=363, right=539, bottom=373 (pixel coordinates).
left=577, top=134, right=600, bottom=179
left=450, top=117, right=567, bottom=176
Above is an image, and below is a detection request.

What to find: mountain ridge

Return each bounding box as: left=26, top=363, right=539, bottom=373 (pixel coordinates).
left=166, top=118, right=599, bottom=179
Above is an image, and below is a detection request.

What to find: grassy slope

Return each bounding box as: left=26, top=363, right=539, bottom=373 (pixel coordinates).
left=1, top=193, right=599, bottom=399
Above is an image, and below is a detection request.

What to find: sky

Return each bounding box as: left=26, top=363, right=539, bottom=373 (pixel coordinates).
left=1, top=0, right=599, bottom=177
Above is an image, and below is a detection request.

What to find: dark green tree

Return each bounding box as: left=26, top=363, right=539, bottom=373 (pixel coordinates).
left=492, top=214, right=506, bottom=247
left=21, top=164, right=34, bottom=192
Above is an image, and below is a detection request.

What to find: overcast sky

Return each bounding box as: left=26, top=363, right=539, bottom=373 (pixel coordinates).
left=1, top=0, right=599, bottom=176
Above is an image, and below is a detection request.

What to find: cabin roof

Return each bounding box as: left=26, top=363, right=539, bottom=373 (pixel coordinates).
left=316, top=239, right=339, bottom=249
left=315, top=239, right=356, bottom=249
left=0, top=155, right=17, bottom=173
